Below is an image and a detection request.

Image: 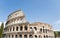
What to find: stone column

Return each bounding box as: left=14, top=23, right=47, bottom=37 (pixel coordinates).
left=23, top=25, right=24, bottom=31
left=15, top=26, right=16, bottom=31
left=28, top=24, right=29, bottom=32
left=27, top=34, right=29, bottom=38
left=14, top=34, right=15, bottom=38
left=12, top=26, right=13, bottom=32
left=18, top=34, right=19, bottom=38
left=42, top=35, right=44, bottom=38
left=37, top=35, right=39, bottom=38
left=33, top=35, right=35, bottom=38
left=9, top=27, right=10, bottom=32
left=18, top=26, right=20, bottom=31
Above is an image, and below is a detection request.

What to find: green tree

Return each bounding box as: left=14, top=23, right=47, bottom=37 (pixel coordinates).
left=54, top=31, right=58, bottom=38
left=0, top=23, right=4, bottom=38
left=54, top=31, right=60, bottom=38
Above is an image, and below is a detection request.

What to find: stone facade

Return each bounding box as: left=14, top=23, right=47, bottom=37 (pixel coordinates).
left=3, top=10, right=55, bottom=38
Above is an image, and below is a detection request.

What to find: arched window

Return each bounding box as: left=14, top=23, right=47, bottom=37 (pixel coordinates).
left=20, top=26, right=23, bottom=31
left=30, top=27, right=33, bottom=31
left=24, top=26, right=28, bottom=30
left=13, top=27, right=15, bottom=31
left=19, top=35, right=22, bottom=38
left=30, top=27, right=32, bottom=29
left=24, top=35, right=27, bottom=38
left=29, top=35, right=33, bottom=38
left=40, top=28, right=42, bottom=32
left=16, top=26, right=18, bottom=31
left=34, top=27, right=37, bottom=31
left=35, top=35, right=37, bottom=38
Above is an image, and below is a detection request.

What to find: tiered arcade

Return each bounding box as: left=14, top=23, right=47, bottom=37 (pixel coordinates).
left=3, top=10, right=55, bottom=38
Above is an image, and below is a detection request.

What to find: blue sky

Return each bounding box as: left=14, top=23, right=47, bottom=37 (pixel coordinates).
left=0, top=0, right=60, bottom=31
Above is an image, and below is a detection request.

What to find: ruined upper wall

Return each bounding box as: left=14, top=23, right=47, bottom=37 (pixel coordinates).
left=8, top=10, right=25, bottom=20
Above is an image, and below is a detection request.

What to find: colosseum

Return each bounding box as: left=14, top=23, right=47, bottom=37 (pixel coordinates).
left=3, top=10, right=55, bottom=38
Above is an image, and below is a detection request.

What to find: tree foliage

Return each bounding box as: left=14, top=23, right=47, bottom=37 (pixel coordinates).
left=0, top=23, right=4, bottom=38
left=54, top=31, right=60, bottom=38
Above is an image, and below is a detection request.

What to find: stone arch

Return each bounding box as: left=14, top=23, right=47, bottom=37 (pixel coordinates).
left=16, top=26, right=18, bottom=31
left=34, top=27, right=37, bottom=31
left=24, top=35, right=27, bottom=38
left=40, top=28, right=42, bottom=32
left=13, top=27, right=15, bottom=31
left=20, top=26, right=23, bottom=31
left=35, top=35, right=37, bottom=38
left=24, top=26, right=28, bottom=30
left=29, top=35, right=33, bottom=38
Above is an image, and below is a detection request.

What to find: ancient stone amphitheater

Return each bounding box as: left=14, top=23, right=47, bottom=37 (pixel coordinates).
left=2, top=10, right=55, bottom=38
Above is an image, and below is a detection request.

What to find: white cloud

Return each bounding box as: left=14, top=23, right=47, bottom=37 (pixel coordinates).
left=53, top=21, right=60, bottom=31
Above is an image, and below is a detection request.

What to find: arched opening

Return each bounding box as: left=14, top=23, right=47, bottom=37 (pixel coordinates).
left=16, top=26, right=18, bottom=31
left=40, top=28, right=42, bottom=32
left=24, top=26, right=28, bottom=30
left=34, top=27, right=37, bottom=31
left=20, top=26, right=23, bottom=31
left=35, top=35, right=37, bottom=38
left=30, top=27, right=33, bottom=31
left=13, top=27, right=15, bottom=31
left=29, top=35, right=33, bottom=38
left=19, top=35, right=22, bottom=38
left=24, top=35, right=27, bottom=38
